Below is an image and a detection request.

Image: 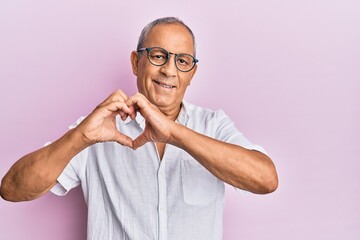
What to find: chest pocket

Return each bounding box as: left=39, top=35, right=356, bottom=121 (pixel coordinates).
left=180, top=158, right=224, bottom=206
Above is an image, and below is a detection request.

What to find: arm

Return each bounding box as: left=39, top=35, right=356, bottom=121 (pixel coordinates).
left=128, top=93, right=278, bottom=194
left=0, top=90, right=134, bottom=202
left=0, top=129, right=88, bottom=202
left=170, top=125, right=278, bottom=194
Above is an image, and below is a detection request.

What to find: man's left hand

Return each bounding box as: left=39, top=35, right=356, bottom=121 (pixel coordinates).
left=125, top=93, right=176, bottom=149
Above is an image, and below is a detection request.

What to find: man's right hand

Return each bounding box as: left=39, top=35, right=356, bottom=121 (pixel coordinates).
left=75, top=90, right=135, bottom=148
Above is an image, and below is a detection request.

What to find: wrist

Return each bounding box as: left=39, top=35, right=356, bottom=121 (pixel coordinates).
left=168, top=122, right=187, bottom=148
left=67, top=128, right=93, bottom=151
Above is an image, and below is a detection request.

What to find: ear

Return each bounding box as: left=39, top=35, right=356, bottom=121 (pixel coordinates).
left=130, top=51, right=139, bottom=76
left=187, top=64, right=197, bottom=85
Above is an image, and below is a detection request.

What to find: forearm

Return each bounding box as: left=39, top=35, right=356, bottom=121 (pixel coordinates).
left=170, top=124, right=278, bottom=194
left=0, top=128, right=88, bottom=202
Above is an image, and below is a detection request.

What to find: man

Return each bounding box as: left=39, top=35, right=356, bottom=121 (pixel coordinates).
left=1, top=17, right=278, bottom=239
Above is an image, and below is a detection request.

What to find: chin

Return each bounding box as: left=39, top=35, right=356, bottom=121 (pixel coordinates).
left=152, top=96, right=174, bottom=108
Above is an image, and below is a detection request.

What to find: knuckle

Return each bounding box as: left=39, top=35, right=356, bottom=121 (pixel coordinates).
left=94, top=104, right=103, bottom=110
left=115, top=89, right=124, bottom=94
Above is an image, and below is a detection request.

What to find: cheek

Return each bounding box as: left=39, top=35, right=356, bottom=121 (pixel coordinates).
left=179, top=75, right=192, bottom=88
left=138, top=61, right=157, bottom=79
left=137, top=62, right=157, bottom=92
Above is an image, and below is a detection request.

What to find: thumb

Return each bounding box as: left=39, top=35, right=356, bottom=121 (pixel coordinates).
left=132, top=133, right=149, bottom=150
left=113, top=132, right=133, bottom=148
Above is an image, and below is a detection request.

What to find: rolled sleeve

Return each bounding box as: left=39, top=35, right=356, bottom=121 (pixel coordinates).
left=214, top=110, right=267, bottom=155
left=50, top=159, right=81, bottom=196
left=49, top=116, right=87, bottom=196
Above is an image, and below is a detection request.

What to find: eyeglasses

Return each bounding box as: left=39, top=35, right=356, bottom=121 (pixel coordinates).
left=137, top=47, right=199, bottom=72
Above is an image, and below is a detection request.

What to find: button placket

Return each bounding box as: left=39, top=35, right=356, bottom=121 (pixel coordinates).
left=157, top=159, right=167, bottom=240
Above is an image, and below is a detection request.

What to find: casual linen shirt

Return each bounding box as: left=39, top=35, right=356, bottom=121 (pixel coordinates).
left=51, top=100, right=266, bottom=240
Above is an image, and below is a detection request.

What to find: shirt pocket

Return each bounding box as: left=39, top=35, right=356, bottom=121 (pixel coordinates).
left=180, top=158, right=224, bottom=206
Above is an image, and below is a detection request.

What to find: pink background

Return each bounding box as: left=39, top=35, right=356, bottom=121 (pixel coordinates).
left=1, top=0, right=359, bottom=239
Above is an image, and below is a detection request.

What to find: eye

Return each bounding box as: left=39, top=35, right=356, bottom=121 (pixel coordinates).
left=149, top=49, right=167, bottom=63
left=154, top=54, right=165, bottom=59
left=150, top=49, right=165, bottom=56
left=151, top=53, right=166, bottom=59
left=177, top=56, right=191, bottom=66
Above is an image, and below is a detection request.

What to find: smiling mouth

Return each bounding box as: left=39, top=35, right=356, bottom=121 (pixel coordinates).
left=153, top=80, right=176, bottom=89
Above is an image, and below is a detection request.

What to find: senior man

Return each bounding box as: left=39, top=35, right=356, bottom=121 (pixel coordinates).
left=1, top=17, right=278, bottom=240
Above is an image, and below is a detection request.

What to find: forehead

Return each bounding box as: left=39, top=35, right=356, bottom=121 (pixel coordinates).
left=144, top=24, right=194, bottom=55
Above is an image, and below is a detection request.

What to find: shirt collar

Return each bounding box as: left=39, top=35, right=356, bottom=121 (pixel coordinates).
left=177, top=100, right=190, bottom=125
left=123, top=100, right=190, bottom=128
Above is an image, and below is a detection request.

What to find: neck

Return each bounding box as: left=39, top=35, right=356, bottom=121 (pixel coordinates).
left=158, top=103, right=182, bottom=121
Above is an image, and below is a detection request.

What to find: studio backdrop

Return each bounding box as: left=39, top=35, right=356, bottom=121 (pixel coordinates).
left=1, top=1, right=359, bottom=239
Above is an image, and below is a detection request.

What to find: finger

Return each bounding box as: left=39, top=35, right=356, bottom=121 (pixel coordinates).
left=128, top=104, right=137, bottom=120
left=126, top=93, right=150, bottom=113
left=115, top=90, right=129, bottom=105
left=104, top=101, right=132, bottom=115
left=132, top=133, right=149, bottom=150
left=93, top=101, right=133, bottom=120
left=108, top=89, right=128, bottom=101
left=124, top=101, right=137, bottom=120
left=98, top=89, right=129, bottom=107
left=114, top=102, right=136, bottom=121
left=118, top=110, right=129, bottom=121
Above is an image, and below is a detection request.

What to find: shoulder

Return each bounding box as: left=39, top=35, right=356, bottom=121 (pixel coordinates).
left=183, top=100, right=230, bottom=122
left=182, top=101, right=234, bottom=138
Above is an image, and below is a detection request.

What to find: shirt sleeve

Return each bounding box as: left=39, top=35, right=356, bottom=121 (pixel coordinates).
left=50, top=116, right=88, bottom=196
left=213, top=110, right=268, bottom=193
left=214, top=110, right=267, bottom=155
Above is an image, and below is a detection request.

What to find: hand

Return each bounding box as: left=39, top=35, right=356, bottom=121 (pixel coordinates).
left=75, top=90, right=135, bottom=147
left=125, top=93, right=176, bottom=149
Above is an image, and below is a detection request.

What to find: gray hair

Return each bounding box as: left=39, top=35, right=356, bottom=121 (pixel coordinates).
left=136, top=17, right=196, bottom=57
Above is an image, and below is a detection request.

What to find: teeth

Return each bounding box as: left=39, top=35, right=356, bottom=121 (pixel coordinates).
left=155, top=80, right=174, bottom=89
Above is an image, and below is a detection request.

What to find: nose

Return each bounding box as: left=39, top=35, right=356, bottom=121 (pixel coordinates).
left=160, top=54, right=177, bottom=77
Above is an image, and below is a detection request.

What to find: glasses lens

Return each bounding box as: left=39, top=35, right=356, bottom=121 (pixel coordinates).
left=148, top=48, right=168, bottom=66
left=175, top=54, right=195, bottom=72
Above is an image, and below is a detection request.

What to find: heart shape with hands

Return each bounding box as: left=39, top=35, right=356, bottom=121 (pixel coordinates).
left=76, top=91, right=175, bottom=150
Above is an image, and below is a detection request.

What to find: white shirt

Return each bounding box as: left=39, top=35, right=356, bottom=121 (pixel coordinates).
left=51, top=100, right=266, bottom=240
